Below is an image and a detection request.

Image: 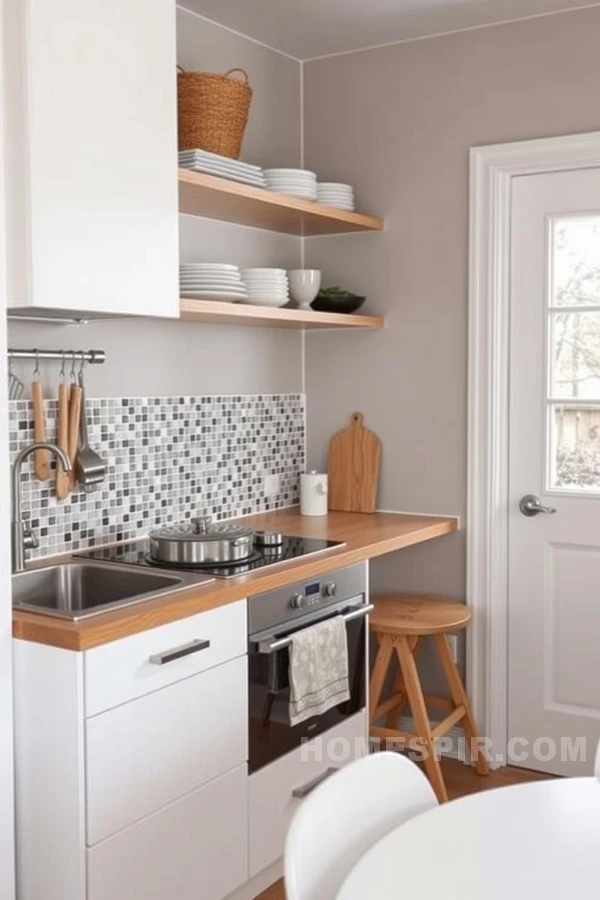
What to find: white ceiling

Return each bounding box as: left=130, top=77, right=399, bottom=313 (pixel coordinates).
left=180, top=0, right=598, bottom=59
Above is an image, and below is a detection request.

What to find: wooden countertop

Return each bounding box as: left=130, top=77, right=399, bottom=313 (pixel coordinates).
left=12, top=509, right=459, bottom=651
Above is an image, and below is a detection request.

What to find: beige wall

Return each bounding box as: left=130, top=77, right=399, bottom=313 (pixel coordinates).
left=303, top=7, right=600, bottom=607
left=8, top=8, right=304, bottom=398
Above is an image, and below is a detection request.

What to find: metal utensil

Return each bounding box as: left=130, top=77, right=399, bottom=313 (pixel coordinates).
left=8, top=358, right=24, bottom=400
left=76, top=362, right=106, bottom=486
left=67, top=354, right=82, bottom=493
left=31, top=351, right=50, bottom=481
left=56, top=355, right=70, bottom=501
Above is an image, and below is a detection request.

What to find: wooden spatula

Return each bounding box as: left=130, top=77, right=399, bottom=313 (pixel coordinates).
left=67, top=383, right=83, bottom=493
left=56, top=380, right=70, bottom=500
left=327, top=412, right=382, bottom=514
left=32, top=378, right=50, bottom=480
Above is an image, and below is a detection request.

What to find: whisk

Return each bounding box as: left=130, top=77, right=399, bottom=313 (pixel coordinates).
left=8, top=356, right=25, bottom=400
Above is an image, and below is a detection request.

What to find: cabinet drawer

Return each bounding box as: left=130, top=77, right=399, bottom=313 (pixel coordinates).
left=249, top=710, right=367, bottom=877
left=87, top=764, right=248, bottom=900
left=86, top=655, right=247, bottom=845
left=84, top=599, right=246, bottom=715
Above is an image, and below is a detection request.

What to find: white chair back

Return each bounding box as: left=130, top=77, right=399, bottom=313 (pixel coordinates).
left=284, top=751, right=438, bottom=900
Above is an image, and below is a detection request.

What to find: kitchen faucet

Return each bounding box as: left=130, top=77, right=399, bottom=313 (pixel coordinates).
left=11, top=441, right=72, bottom=572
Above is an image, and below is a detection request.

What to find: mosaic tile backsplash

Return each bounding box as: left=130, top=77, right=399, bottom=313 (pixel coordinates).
left=9, top=393, right=305, bottom=558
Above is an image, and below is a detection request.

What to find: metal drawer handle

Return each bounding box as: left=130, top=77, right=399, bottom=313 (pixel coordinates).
left=292, top=767, right=339, bottom=799
left=149, top=638, right=210, bottom=665
left=259, top=604, right=374, bottom=654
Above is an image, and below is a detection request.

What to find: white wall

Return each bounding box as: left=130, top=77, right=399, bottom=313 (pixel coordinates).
left=0, top=0, right=16, bottom=892
left=303, top=6, right=600, bottom=606
left=7, top=7, right=304, bottom=400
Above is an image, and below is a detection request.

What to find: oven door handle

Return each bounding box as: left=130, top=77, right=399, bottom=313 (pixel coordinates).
left=257, top=603, right=375, bottom=654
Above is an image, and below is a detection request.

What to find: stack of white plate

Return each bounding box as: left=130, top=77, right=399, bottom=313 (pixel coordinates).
left=240, top=269, right=289, bottom=307
left=178, top=149, right=266, bottom=188
left=263, top=168, right=317, bottom=201
left=317, top=182, right=356, bottom=211
left=179, top=264, right=248, bottom=302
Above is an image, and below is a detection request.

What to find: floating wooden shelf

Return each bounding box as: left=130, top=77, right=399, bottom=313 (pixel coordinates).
left=179, top=299, right=385, bottom=331
left=178, top=169, right=384, bottom=236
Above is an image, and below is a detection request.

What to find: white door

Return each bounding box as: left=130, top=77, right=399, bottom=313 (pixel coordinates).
left=509, top=167, right=600, bottom=776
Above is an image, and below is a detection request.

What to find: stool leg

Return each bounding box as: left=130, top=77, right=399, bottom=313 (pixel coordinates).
left=369, top=635, right=394, bottom=749
left=433, top=632, right=490, bottom=777
left=396, top=636, right=449, bottom=803
left=384, top=636, right=419, bottom=731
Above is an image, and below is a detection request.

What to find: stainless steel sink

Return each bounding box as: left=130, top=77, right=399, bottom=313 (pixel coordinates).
left=12, top=561, right=215, bottom=621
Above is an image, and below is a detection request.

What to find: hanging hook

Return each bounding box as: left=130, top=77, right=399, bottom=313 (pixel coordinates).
left=33, top=349, right=40, bottom=380
left=69, top=352, right=77, bottom=383
left=78, top=350, right=85, bottom=376
left=59, top=352, right=66, bottom=382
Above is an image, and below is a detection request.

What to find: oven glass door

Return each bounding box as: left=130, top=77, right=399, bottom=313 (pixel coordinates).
left=248, top=601, right=367, bottom=772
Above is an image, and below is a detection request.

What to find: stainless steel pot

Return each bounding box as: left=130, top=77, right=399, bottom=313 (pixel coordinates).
left=149, top=516, right=255, bottom=566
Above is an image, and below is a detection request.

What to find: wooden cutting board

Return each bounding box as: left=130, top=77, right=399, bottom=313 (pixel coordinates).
left=327, top=412, right=382, bottom=513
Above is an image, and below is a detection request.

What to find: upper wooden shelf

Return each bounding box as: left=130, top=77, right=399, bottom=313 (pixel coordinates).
left=179, top=298, right=385, bottom=330
left=178, top=169, right=384, bottom=236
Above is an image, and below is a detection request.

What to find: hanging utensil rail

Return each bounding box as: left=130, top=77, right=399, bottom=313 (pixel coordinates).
left=7, top=349, right=106, bottom=364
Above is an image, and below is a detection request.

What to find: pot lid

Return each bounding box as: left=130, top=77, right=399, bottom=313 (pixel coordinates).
left=150, top=516, right=254, bottom=542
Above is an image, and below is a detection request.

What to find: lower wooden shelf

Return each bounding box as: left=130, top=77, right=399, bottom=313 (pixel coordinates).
left=179, top=299, right=385, bottom=330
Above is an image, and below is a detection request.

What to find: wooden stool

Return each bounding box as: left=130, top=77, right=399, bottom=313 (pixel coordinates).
left=369, top=594, right=489, bottom=803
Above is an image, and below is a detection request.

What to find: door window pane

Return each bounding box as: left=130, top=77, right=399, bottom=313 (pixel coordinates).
left=551, top=310, right=600, bottom=399
left=551, top=216, right=600, bottom=307
left=550, top=405, right=600, bottom=491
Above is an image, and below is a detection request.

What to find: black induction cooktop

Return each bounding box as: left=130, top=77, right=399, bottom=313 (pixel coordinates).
left=76, top=534, right=346, bottom=579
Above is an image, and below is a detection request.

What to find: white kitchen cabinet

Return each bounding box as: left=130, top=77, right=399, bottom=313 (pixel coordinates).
left=87, top=765, right=248, bottom=900
left=249, top=710, right=368, bottom=878
left=86, top=655, right=247, bottom=844
left=5, top=0, right=178, bottom=318
left=84, top=599, right=247, bottom=715
left=13, top=599, right=248, bottom=900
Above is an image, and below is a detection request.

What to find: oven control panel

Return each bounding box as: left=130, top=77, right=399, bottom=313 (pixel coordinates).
left=290, top=581, right=337, bottom=610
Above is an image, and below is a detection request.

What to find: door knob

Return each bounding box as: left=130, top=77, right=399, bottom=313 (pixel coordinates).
left=519, top=494, right=557, bottom=517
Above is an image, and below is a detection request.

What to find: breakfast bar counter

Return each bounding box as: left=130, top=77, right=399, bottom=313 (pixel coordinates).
left=12, top=509, right=458, bottom=651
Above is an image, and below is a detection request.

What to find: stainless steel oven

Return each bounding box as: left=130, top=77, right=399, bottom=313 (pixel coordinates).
left=248, top=563, right=371, bottom=772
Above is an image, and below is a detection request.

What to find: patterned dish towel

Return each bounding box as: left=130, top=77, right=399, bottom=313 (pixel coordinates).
left=288, top=615, right=350, bottom=726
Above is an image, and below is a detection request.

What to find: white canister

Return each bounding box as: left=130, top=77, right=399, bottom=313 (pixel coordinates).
left=300, top=471, right=328, bottom=516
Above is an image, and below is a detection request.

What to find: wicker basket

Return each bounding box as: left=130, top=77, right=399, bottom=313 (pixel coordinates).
left=177, top=67, right=252, bottom=159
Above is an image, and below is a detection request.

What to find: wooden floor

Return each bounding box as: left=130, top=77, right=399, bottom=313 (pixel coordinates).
left=254, top=759, right=552, bottom=900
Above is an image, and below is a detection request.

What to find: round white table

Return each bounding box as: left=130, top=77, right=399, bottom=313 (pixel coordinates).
left=336, top=778, right=600, bottom=899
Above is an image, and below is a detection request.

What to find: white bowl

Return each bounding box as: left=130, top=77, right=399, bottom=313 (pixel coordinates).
left=242, top=274, right=288, bottom=281
left=243, top=277, right=289, bottom=283
left=288, top=269, right=322, bottom=309
left=265, top=182, right=317, bottom=190
left=246, top=286, right=289, bottom=294
left=244, top=283, right=288, bottom=290
left=264, top=178, right=316, bottom=183
left=264, top=168, right=317, bottom=177
left=179, top=263, right=239, bottom=270
left=241, top=268, right=287, bottom=275
left=247, top=290, right=289, bottom=298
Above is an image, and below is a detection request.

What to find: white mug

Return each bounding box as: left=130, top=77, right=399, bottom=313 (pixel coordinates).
left=300, top=471, right=328, bottom=516
left=288, top=269, right=322, bottom=309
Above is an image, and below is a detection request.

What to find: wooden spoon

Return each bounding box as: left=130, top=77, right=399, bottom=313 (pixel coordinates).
left=67, top=383, right=83, bottom=493
left=56, top=380, right=70, bottom=500
left=32, top=378, right=50, bottom=480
